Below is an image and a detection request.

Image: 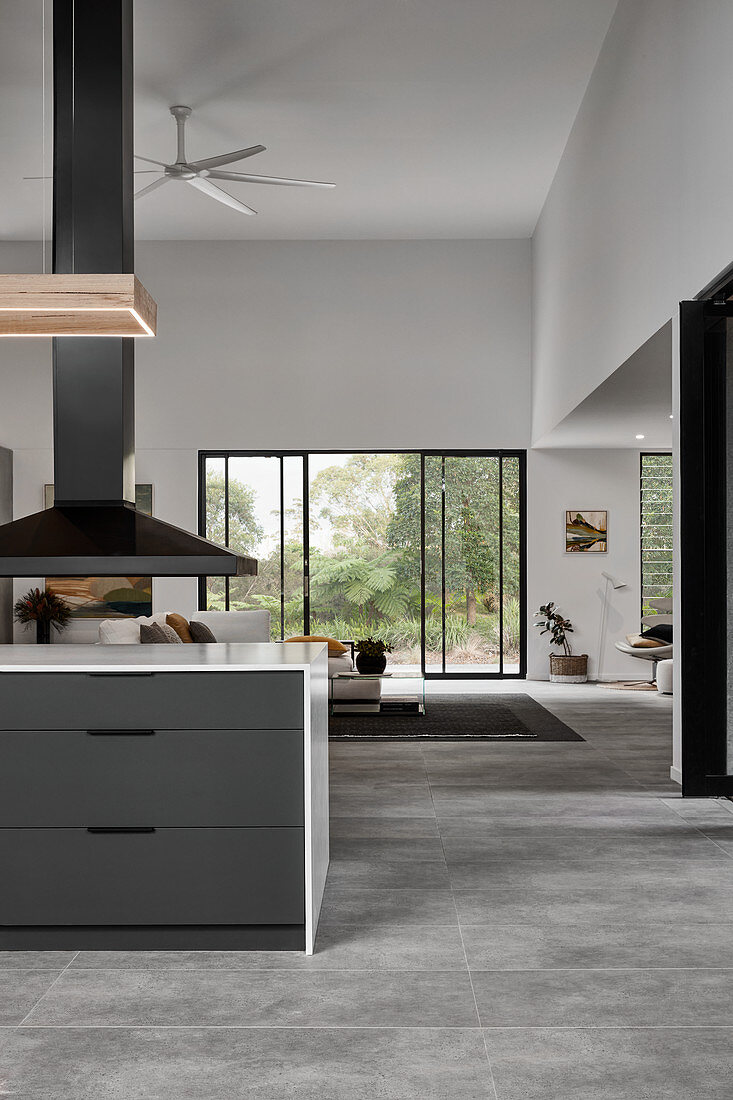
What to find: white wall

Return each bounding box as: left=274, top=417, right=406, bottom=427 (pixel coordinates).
left=527, top=448, right=643, bottom=681
left=0, top=238, right=532, bottom=637
left=532, top=0, right=733, bottom=443
left=133, top=240, right=531, bottom=452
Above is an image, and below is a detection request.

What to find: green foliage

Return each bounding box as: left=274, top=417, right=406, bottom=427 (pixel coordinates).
left=310, top=454, right=401, bottom=555
left=534, top=601, right=574, bottom=656
left=495, top=597, right=522, bottom=657
left=205, top=472, right=263, bottom=555
left=355, top=636, right=393, bottom=657
left=310, top=554, right=409, bottom=621
left=387, top=454, right=522, bottom=616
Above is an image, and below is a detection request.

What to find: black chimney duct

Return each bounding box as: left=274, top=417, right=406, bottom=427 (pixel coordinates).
left=0, top=0, right=256, bottom=577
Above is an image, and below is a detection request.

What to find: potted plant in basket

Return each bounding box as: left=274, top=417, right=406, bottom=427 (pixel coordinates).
left=354, top=636, right=393, bottom=675
left=14, top=587, right=72, bottom=644
left=534, top=601, right=588, bottom=683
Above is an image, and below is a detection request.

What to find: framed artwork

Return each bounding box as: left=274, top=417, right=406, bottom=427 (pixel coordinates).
left=44, top=484, right=154, bottom=618
left=565, top=510, right=607, bottom=553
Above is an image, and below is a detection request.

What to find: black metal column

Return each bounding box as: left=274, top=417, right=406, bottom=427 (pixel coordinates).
left=680, top=300, right=732, bottom=796
left=52, top=0, right=135, bottom=506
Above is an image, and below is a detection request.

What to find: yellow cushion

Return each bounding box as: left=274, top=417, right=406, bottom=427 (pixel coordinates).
left=625, top=633, right=665, bottom=649
left=166, top=613, right=193, bottom=644
left=285, top=634, right=348, bottom=656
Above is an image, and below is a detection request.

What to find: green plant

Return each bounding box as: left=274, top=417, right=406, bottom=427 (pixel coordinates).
left=310, top=554, right=409, bottom=620
left=495, top=596, right=521, bottom=656
left=14, top=587, right=72, bottom=634
left=481, top=591, right=499, bottom=614
left=355, top=636, right=393, bottom=657
left=534, top=601, right=574, bottom=656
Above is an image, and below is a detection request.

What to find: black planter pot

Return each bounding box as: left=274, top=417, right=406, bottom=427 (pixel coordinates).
left=36, top=619, right=52, bottom=645
left=355, top=652, right=387, bottom=675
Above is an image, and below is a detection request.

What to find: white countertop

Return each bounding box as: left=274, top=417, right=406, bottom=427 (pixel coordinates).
left=0, top=642, right=328, bottom=673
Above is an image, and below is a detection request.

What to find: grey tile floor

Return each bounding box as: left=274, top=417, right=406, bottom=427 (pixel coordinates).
left=2, top=683, right=733, bottom=1097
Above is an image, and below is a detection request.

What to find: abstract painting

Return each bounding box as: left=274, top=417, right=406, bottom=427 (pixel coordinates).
left=565, top=510, right=607, bottom=553
left=44, top=484, right=154, bottom=617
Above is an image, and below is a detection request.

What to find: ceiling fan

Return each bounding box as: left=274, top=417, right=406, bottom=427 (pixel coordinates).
left=134, top=106, right=335, bottom=216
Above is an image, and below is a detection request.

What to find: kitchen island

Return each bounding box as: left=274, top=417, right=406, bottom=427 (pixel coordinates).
left=0, top=642, right=328, bottom=953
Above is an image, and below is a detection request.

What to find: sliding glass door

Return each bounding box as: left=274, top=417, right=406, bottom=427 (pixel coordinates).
left=307, top=454, right=421, bottom=665
left=199, top=450, right=526, bottom=677
left=200, top=453, right=304, bottom=639
left=423, top=453, right=523, bottom=675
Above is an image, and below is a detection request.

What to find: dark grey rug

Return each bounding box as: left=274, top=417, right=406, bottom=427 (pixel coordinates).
left=329, top=693, right=584, bottom=741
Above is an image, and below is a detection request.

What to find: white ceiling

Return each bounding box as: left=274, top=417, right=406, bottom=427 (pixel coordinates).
left=535, top=322, right=673, bottom=449
left=1, top=0, right=618, bottom=240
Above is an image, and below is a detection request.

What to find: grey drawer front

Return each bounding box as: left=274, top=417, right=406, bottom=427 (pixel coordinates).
left=0, top=729, right=304, bottom=827
left=0, top=828, right=304, bottom=926
left=0, top=671, right=304, bottom=730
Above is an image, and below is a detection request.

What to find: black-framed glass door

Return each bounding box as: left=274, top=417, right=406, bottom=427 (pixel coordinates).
left=199, top=450, right=526, bottom=678
left=421, top=453, right=525, bottom=677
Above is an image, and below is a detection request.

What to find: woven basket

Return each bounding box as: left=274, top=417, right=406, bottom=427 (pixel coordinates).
left=549, top=653, right=588, bottom=683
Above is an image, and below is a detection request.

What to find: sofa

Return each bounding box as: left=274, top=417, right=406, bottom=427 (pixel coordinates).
left=98, top=609, right=272, bottom=645
left=98, top=610, right=380, bottom=703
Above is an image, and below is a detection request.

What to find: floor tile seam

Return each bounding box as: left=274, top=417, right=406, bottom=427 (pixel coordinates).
left=533, top=724, right=670, bottom=791
left=60, top=967, right=476, bottom=974
left=479, top=1024, right=733, bottom=1030
left=664, top=819, right=733, bottom=843
left=10, top=1023, right=489, bottom=1030
left=457, top=921, right=500, bottom=1100
left=421, top=749, right=499, bottom=1100
left=442, top=856, right=733, bottom=864
left=704, top=836, right=733, bottom=859
left=505, top=700, right=655, bottom=777
left=463, top=966, right=733, bottom=973
left=434, top=829, right=708, bottom=836
left=8, top=1023, right=733, bottom=1031
left=15, top=951, right=79, bottom=1028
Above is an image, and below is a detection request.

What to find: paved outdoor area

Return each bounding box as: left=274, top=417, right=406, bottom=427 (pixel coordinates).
left=1, top=683, right=732, bottom=1098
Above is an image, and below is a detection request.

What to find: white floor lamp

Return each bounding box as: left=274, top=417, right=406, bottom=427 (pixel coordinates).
left=597, top=571, right=627, bottom=681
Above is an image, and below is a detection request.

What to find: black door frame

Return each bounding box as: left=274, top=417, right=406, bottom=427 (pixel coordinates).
left=198, top=449, right=527, bottom=680
left=680, top=293, right=733, bottom=796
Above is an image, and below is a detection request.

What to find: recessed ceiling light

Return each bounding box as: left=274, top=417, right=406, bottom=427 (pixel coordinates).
left=669, top=414, right=674, bottom=419
left=636, top=434, right=645, bottom=440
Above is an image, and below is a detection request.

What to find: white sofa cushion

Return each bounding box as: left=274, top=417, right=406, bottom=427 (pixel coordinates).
left=98, top=612, right=168, bottom=645
left=189, top=610, right=271, bottom=643
left=328, top=653, right=354, bottom=676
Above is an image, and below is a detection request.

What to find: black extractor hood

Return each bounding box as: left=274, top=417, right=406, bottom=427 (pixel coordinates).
left=0, top=0, right=256, bottom=578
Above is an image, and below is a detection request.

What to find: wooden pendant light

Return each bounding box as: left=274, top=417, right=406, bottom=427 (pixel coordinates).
left=0, top=273, right=156, bottom=337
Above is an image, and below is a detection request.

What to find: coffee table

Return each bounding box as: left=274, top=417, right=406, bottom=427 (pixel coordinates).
left=329, top=671, right=426, bottom=716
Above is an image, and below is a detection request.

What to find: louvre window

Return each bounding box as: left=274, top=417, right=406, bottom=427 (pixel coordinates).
left=641, top=453, right=673, bottom=615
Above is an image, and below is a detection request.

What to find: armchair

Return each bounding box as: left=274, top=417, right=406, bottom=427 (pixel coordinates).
left=614, top=598, right=673, bottom=682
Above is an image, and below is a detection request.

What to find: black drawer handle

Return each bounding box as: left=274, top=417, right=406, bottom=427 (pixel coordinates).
left=87, top=827, right=156, bottom=834
left=88, top=672, right=156, bottom=677
left=87, top=729, right=156, bottom=737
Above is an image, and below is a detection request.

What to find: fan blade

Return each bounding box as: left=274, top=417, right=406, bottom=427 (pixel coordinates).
left=135, top=154, right=169, bottom=167
left=135, top=176, right=170, bottom=200
left=207, top=170, right=335, bottom=189
left=189, top=144, right=266, bottom=171
left=185, top=176, right=257, bottom=215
